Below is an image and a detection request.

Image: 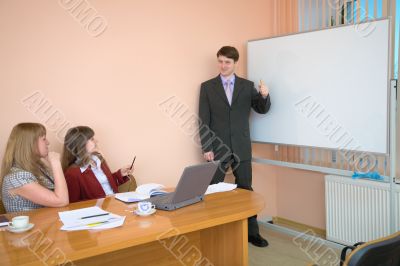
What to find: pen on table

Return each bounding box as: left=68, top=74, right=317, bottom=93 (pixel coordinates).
left=80, top=213, right=110, bottom=219
left=129, top=156, right=136, bottom=170
left=87, top=221, right=109, bottom=227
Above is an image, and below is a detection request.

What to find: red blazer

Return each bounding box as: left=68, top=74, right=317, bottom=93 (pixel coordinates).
left=65, top=160, right=129, bottom=203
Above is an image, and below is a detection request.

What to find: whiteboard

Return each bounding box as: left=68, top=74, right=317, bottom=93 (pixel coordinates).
left=248, top=19, right=390, bottom=154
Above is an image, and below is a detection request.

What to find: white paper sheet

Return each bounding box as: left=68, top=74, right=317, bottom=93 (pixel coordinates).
left=205, top=182, right=237, bottom=195
left=59, top=206, right=125, bottom=231
left=60, top=216, right=126, bottom=231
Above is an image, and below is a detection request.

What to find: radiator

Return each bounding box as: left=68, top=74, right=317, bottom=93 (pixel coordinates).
left=325, top=175, right=400, bottom=245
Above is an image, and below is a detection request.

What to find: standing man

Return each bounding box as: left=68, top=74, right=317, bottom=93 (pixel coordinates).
left=199, top=46, right=271, bottom=247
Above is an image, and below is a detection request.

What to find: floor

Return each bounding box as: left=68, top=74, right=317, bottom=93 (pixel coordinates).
left=249, top=225, right=342, bottom=266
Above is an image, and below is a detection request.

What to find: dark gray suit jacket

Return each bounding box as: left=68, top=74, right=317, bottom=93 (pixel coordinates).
left=199, top=75, right=271, bottom=162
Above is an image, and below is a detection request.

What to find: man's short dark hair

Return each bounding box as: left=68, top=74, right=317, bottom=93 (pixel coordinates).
left=217, top=46, right=239, bottom=62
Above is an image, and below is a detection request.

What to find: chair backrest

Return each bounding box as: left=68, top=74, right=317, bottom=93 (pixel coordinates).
left=0, top=199, right=6, bottom=214
left=344, top=232, right=400, bottom=266
left=118, top=174, right=137, bottom=193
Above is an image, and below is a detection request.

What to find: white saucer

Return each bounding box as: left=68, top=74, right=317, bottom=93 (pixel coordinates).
left=134, top=209, right=156, bottom=217
left=7, top=223, right=34, bottom=233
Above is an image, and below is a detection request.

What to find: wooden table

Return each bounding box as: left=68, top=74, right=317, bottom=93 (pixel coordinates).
left=0, top=189, right=264, bottom=266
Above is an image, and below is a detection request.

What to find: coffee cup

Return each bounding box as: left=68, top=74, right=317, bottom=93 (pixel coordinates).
left=10, top=216, right=29, bottom=229
left=137, top=201, right=155, bottom=214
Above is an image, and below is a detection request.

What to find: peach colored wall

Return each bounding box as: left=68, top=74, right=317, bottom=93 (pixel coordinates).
left=252, top=163, right=278, bottom=220
left=253, top=143, right=326, bottom=229
left=276, top=168, right=326, bottom=229
left=0, top=0, right=326, bottom=229
left=0, top=1, right=275, bottom=189
left=252, top=144, right=278, bottom=220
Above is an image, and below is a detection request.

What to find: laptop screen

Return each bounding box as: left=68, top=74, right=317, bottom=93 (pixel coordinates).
left=171, top=161, right=219, bottom=203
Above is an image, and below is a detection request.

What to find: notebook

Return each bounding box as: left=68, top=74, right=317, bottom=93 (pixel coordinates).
left=115, top=183, right=167, bottom=203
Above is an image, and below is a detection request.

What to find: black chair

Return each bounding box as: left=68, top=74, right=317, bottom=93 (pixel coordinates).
left=340, top=232, right=400, bottom=266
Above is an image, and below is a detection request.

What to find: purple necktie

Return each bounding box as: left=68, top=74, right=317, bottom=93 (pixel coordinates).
left=224, top=80, right=233, bottom=105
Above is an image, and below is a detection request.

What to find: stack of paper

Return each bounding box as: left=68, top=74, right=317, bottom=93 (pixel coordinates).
left=115, top=183, right=167, bottom=203
left=58, top=206, right=125, bottom=231
left=205, top=182, right=237, bottom=195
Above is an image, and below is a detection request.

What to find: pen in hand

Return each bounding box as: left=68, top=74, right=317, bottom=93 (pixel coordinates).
left=129, top=156, right=136, bottom=170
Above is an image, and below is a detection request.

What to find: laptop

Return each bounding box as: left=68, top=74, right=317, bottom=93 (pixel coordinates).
left=148, top=161, right=219, bottom=211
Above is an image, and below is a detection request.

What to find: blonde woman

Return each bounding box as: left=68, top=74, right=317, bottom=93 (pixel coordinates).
left=1, top=123, right=69, bottom=212
left=62, top=126, right=132, bottom=203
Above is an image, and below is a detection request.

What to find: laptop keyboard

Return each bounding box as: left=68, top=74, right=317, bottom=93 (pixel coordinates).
left=150, top=192, right=173, bottom=205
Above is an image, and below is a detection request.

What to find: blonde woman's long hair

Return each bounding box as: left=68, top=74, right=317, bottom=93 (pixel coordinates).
left=61, top=126, right=102, bottom=171
left=0, top=123, right=47, bottom=186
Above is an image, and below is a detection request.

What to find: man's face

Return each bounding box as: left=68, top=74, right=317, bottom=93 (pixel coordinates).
left=217, top=55, right=236, bottom=77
